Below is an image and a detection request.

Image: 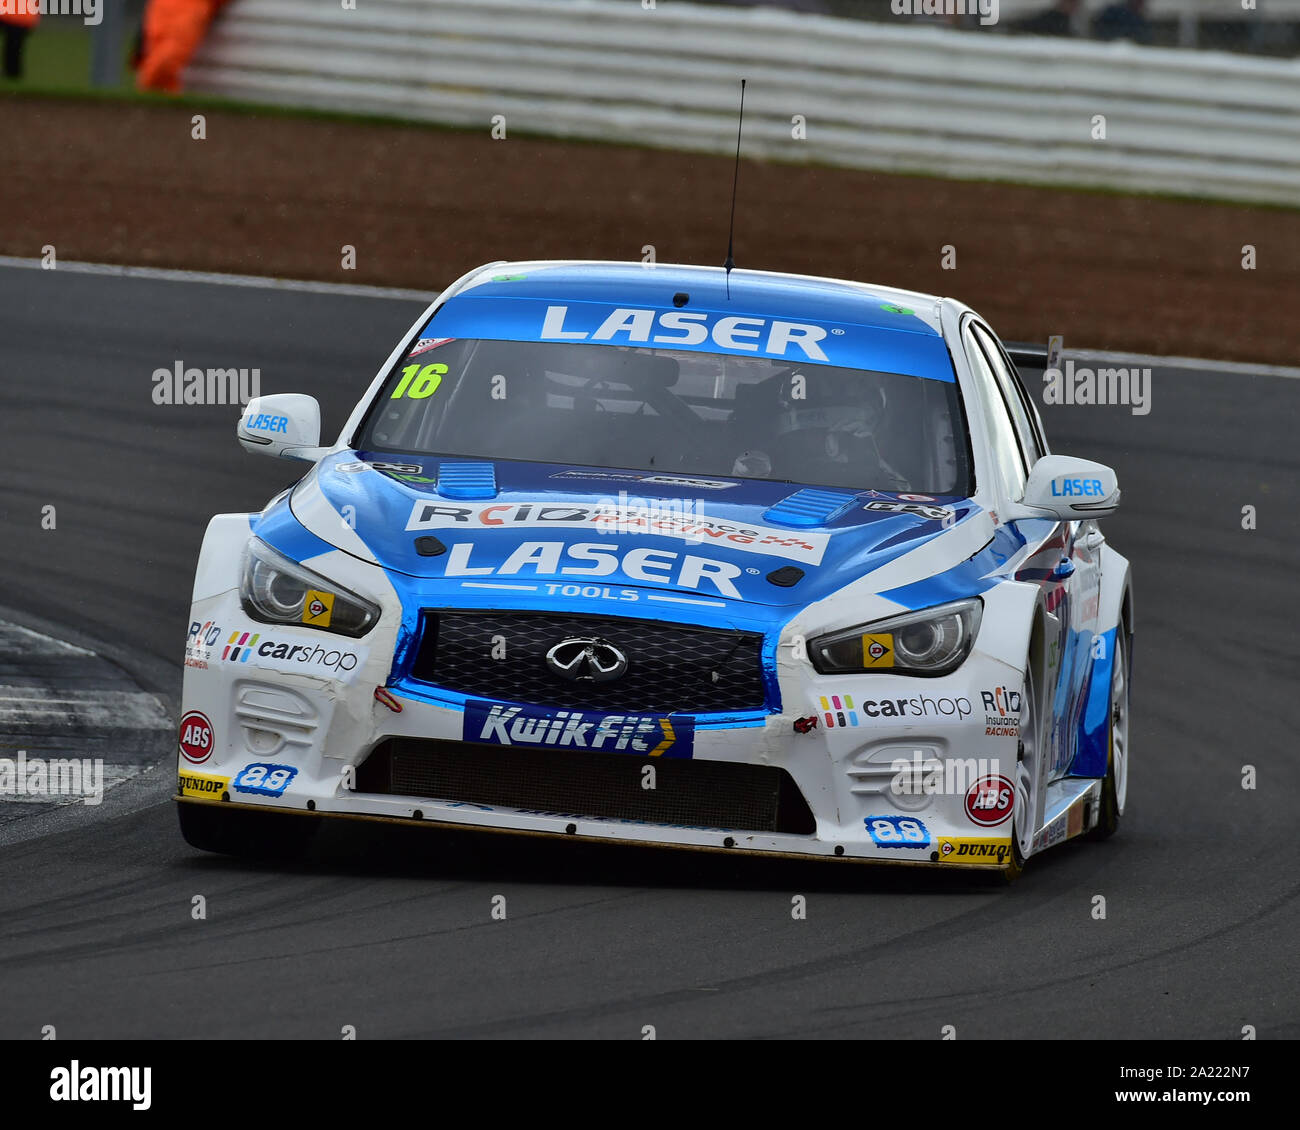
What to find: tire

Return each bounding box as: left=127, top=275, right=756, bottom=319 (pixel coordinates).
left=178, top=801, right=321, bottom=860
left=1000, top=830, right=1026, bottom=883
left=999, top=738, right=1029, bottom=883
left=1088, top=626, right=1130, bottom=841
left=1001, top=656, right=1040, bottom=883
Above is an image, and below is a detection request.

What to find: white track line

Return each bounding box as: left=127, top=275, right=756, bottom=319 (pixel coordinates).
left=0, top=690, right=170, bottom=729
left=1, top=256, right=1297, bottom=379
left=0, top=620, right=95, bottom=657
left=0, top=620, right=171, bottom=813
left=1053, top=349, right=1300, bottom=381
left=0, top=255, right=435, bottom=302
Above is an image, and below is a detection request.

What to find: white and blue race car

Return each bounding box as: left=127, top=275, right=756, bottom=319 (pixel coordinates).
left=177, top=260, right=1132, bottom=877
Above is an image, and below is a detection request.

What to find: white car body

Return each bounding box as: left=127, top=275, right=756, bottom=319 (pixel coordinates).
left=177, top=260, right=1133, bottom=875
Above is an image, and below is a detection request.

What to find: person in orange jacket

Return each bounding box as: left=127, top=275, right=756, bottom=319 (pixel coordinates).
left=0, top=0, right=39, bottom=81
left=135, top=0, right=233, bottom=94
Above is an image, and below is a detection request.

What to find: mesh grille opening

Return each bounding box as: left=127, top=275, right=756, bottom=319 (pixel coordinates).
left=409, top=610, right=767, bottom=714
left=355, top=738, right=815, bottom=835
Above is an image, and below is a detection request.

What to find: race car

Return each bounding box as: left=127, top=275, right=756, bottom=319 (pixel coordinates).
left=177, top=259, right=1132, bottom=877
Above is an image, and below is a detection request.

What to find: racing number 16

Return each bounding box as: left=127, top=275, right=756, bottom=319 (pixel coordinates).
left=391, top=363, right=447, bottom=399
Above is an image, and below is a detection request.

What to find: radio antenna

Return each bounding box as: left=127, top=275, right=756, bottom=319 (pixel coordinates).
left=723, top=78, right=747, bottom=299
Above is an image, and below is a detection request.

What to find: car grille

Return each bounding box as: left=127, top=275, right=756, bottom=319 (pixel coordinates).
left=355, top=738, right=815, bottom=835
left=408, top=611, right=767, bottom=714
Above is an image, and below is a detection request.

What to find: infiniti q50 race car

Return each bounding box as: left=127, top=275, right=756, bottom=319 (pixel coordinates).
left=177, top=260, right=1132, bottom=877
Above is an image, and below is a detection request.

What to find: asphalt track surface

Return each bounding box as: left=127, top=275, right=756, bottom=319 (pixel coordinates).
left=0, top=263, right=1296, bottom=1040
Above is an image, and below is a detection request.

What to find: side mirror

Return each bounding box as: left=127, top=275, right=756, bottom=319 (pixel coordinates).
left=1015, top=455, right=1120, bottom=520
left=237, top=395, right=328, bottom=462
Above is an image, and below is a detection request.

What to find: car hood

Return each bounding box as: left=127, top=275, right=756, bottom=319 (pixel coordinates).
left=287, top=451, right=986, bottom=609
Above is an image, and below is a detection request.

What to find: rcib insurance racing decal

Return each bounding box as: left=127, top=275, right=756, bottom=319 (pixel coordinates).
left=406, top=501, right=829, bottom=566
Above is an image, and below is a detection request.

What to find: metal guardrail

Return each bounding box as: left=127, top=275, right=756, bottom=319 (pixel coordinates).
left=188, top=0, right=1300, bottom=205
left=706, top=0, right=1300, bottom=52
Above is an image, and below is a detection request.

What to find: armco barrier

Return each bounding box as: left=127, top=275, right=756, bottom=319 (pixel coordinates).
left=188, top=0, right=1300, bottom=205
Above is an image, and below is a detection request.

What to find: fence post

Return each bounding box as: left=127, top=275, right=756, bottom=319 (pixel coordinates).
left=90, top=1, right=127, bottom=88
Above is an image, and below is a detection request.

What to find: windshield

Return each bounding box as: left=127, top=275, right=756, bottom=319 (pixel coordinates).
left=356, top=337, right=972, bottom=495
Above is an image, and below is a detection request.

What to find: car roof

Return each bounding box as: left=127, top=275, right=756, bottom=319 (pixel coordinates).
left=453, top=260, right=947, bottom=338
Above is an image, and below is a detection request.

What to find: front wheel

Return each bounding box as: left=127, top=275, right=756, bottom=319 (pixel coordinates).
left=1002, top=657, right=1041, bottom=882
left=178, top=801, right=321, bottom=860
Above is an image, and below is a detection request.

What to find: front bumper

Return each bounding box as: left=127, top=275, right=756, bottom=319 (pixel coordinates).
left=180, top=595, right=1025, bottom=872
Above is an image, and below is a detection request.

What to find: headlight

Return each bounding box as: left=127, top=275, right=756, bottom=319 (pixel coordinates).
left=240, top=538, right=379, bottom=638
left=808, top=598, right=982, bottom=677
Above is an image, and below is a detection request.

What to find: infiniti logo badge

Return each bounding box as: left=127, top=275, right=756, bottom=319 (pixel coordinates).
left=545, top=637, right=628, bottom=683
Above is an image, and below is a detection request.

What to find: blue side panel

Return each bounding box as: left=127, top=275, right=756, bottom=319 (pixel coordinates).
left=877, top=520, right=1026, bottom=611
left=1071, top=626, right=1116, bottom=778
left=250, top=498, right=338, bottom=565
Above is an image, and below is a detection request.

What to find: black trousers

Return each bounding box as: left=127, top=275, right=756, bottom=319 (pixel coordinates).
left=1, top=23, right=30, bottom=80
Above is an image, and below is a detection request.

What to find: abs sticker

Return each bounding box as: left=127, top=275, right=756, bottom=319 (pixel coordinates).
left=864, top=815, right=930, bottom=848
left=938, top=838, right=1013, bottom=865
left=232, top=763, right=298, bottom=798
left=178, top=710, right=215, bottom=764
left=178, top=771, right=229, bottom=800
left=964, top=774, right=1015, bottom=826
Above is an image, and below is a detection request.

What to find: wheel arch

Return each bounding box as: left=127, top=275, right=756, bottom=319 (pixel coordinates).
left=190, top=512, right=258, bottom=603
left=1100, top=543, right=1134, bottom=643
left=977, top=579, right=1049, bottom=697
left=986, top=581, right=1050, bottom=872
